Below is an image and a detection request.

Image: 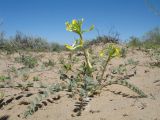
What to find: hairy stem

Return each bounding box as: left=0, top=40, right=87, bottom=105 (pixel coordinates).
left=80, top=34, right=92, bottom=76
left=99, top=56, right=111, bottom=83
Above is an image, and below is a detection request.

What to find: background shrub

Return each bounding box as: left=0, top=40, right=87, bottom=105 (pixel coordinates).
left=0, top=31, right=64, bottom=53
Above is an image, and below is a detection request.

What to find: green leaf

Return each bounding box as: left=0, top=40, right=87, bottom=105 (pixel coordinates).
left=37, top=93, right=42, bottom=101
left=43, top=91, right=49, bottom=97
left=65, top=39, right=84, bottom=51
left=82, top=25, right=94, bottom=33
left=89, top=25, right=94, bottom=31
left=24, top=111, right=30, bottom=118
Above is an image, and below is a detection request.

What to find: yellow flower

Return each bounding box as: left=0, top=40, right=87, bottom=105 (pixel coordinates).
left=65, top=19, right=82, bottom=34
left=65, top=18, right=94, bottom=36
left=99, top=50, right=105, bottom=57
left=72, top=19, right=77, bottom=25
left=99, top=44, right=121, bottom=58
left=114, top=47, right=121, bottom=57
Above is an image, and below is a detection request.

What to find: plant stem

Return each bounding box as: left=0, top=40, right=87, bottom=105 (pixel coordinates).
left=80, top=34, right=92, bottom=76
left=99, top=56, right=111, bottom=83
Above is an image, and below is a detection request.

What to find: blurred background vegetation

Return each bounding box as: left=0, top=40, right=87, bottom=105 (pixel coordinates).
left=127, top=27, right=160, bottom=49
left=0, top=26, right=159, bottom=54
left=0, top=31, right=65, bottom=53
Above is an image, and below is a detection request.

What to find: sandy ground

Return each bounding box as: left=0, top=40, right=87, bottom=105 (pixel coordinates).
left=0, top=46, right=160, bottom=120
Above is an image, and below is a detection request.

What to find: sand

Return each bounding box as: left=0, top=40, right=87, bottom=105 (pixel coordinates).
left=0, top=46, right=160, bottom=120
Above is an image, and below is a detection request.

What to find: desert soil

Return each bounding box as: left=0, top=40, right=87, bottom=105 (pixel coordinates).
left=0, top=46, right=160, bottom=120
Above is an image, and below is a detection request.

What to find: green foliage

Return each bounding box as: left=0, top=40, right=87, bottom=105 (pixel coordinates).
left=0, top=75, right=10, bottom=82
left=120, top=47, right=127, bottom=58
left=58, top=56, right=65, bottom=64
left=15, top=55, right=38, bottom=68
left=127, top=58, right=139, bottom=66
left=22, top=19, right=147, bottom=118
left=127, top=27, right=160, bottom=50
left=43, top=59, right=56, bottom=67
left=111, top=64, right=127, bottom=75
left=63, top=19, right=147, bottom=116
left=50, top=42, right=64, bottom=52
left=22, top=73, right=29, bottom=81
left=0, top=31, right=64, bottom=53
left=105, top=80, right=147, bottom=97
left=142, top=41, right=160, bottom=50
left=9, top=66, right=18, bottom=77
left=59, top=55, right=74, bottom=73
left=0, top=75, right=11, bottom=88
left=143, top=27, right=160, bottom=45
left=59, top=70, right=98, bottom=97
left=128, top=36, right=142, bottom=48
left=16, top=82, right=33, bottom=91
left=87, top=33, right=119, bottom=46
left=149, top=49, right=160, bottom=67
left=23, top=83, right=64, bottom=118
left=0, top=91, right=4, bottom=99
left=63, top=63, right=72, bottom=73
left=33, top=76, right=40, bottom=81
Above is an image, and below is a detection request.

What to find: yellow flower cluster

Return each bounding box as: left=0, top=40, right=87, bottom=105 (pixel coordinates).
left=99, top=44, right=121, bottom=58
left=65, top=19, right=94, bottom=71
left=65, top=19, right=94, bottom=51
left=65, top=19, right=83, bottom=35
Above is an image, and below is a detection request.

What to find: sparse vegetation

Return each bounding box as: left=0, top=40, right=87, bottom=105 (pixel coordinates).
left=120, top=47, right=127, bottom=58
left=15, top=55, right=38, bottom=68
left=87, top=32, right=120, bottom=46
left=20, top=19, right=147, bottom=118
left=127, top=58, right=139, bottom=66
left=0, top=91, right=4, bottom=99
left=0, top=75, right=10, bottom=82
left=143, top=27, right=160, bottom=49
left=0, top=31, right=64, bottom=53
left=128, top=36, right=142, bottom=48
left=0, top=19, right=159, bottom=120
left=43, top=59, right=56, bottom=67
left=33, top=76, right=40, bottom=81
left=1, top=0, right=160, bottom=118
left=128, top=27, right=160, bottom=50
